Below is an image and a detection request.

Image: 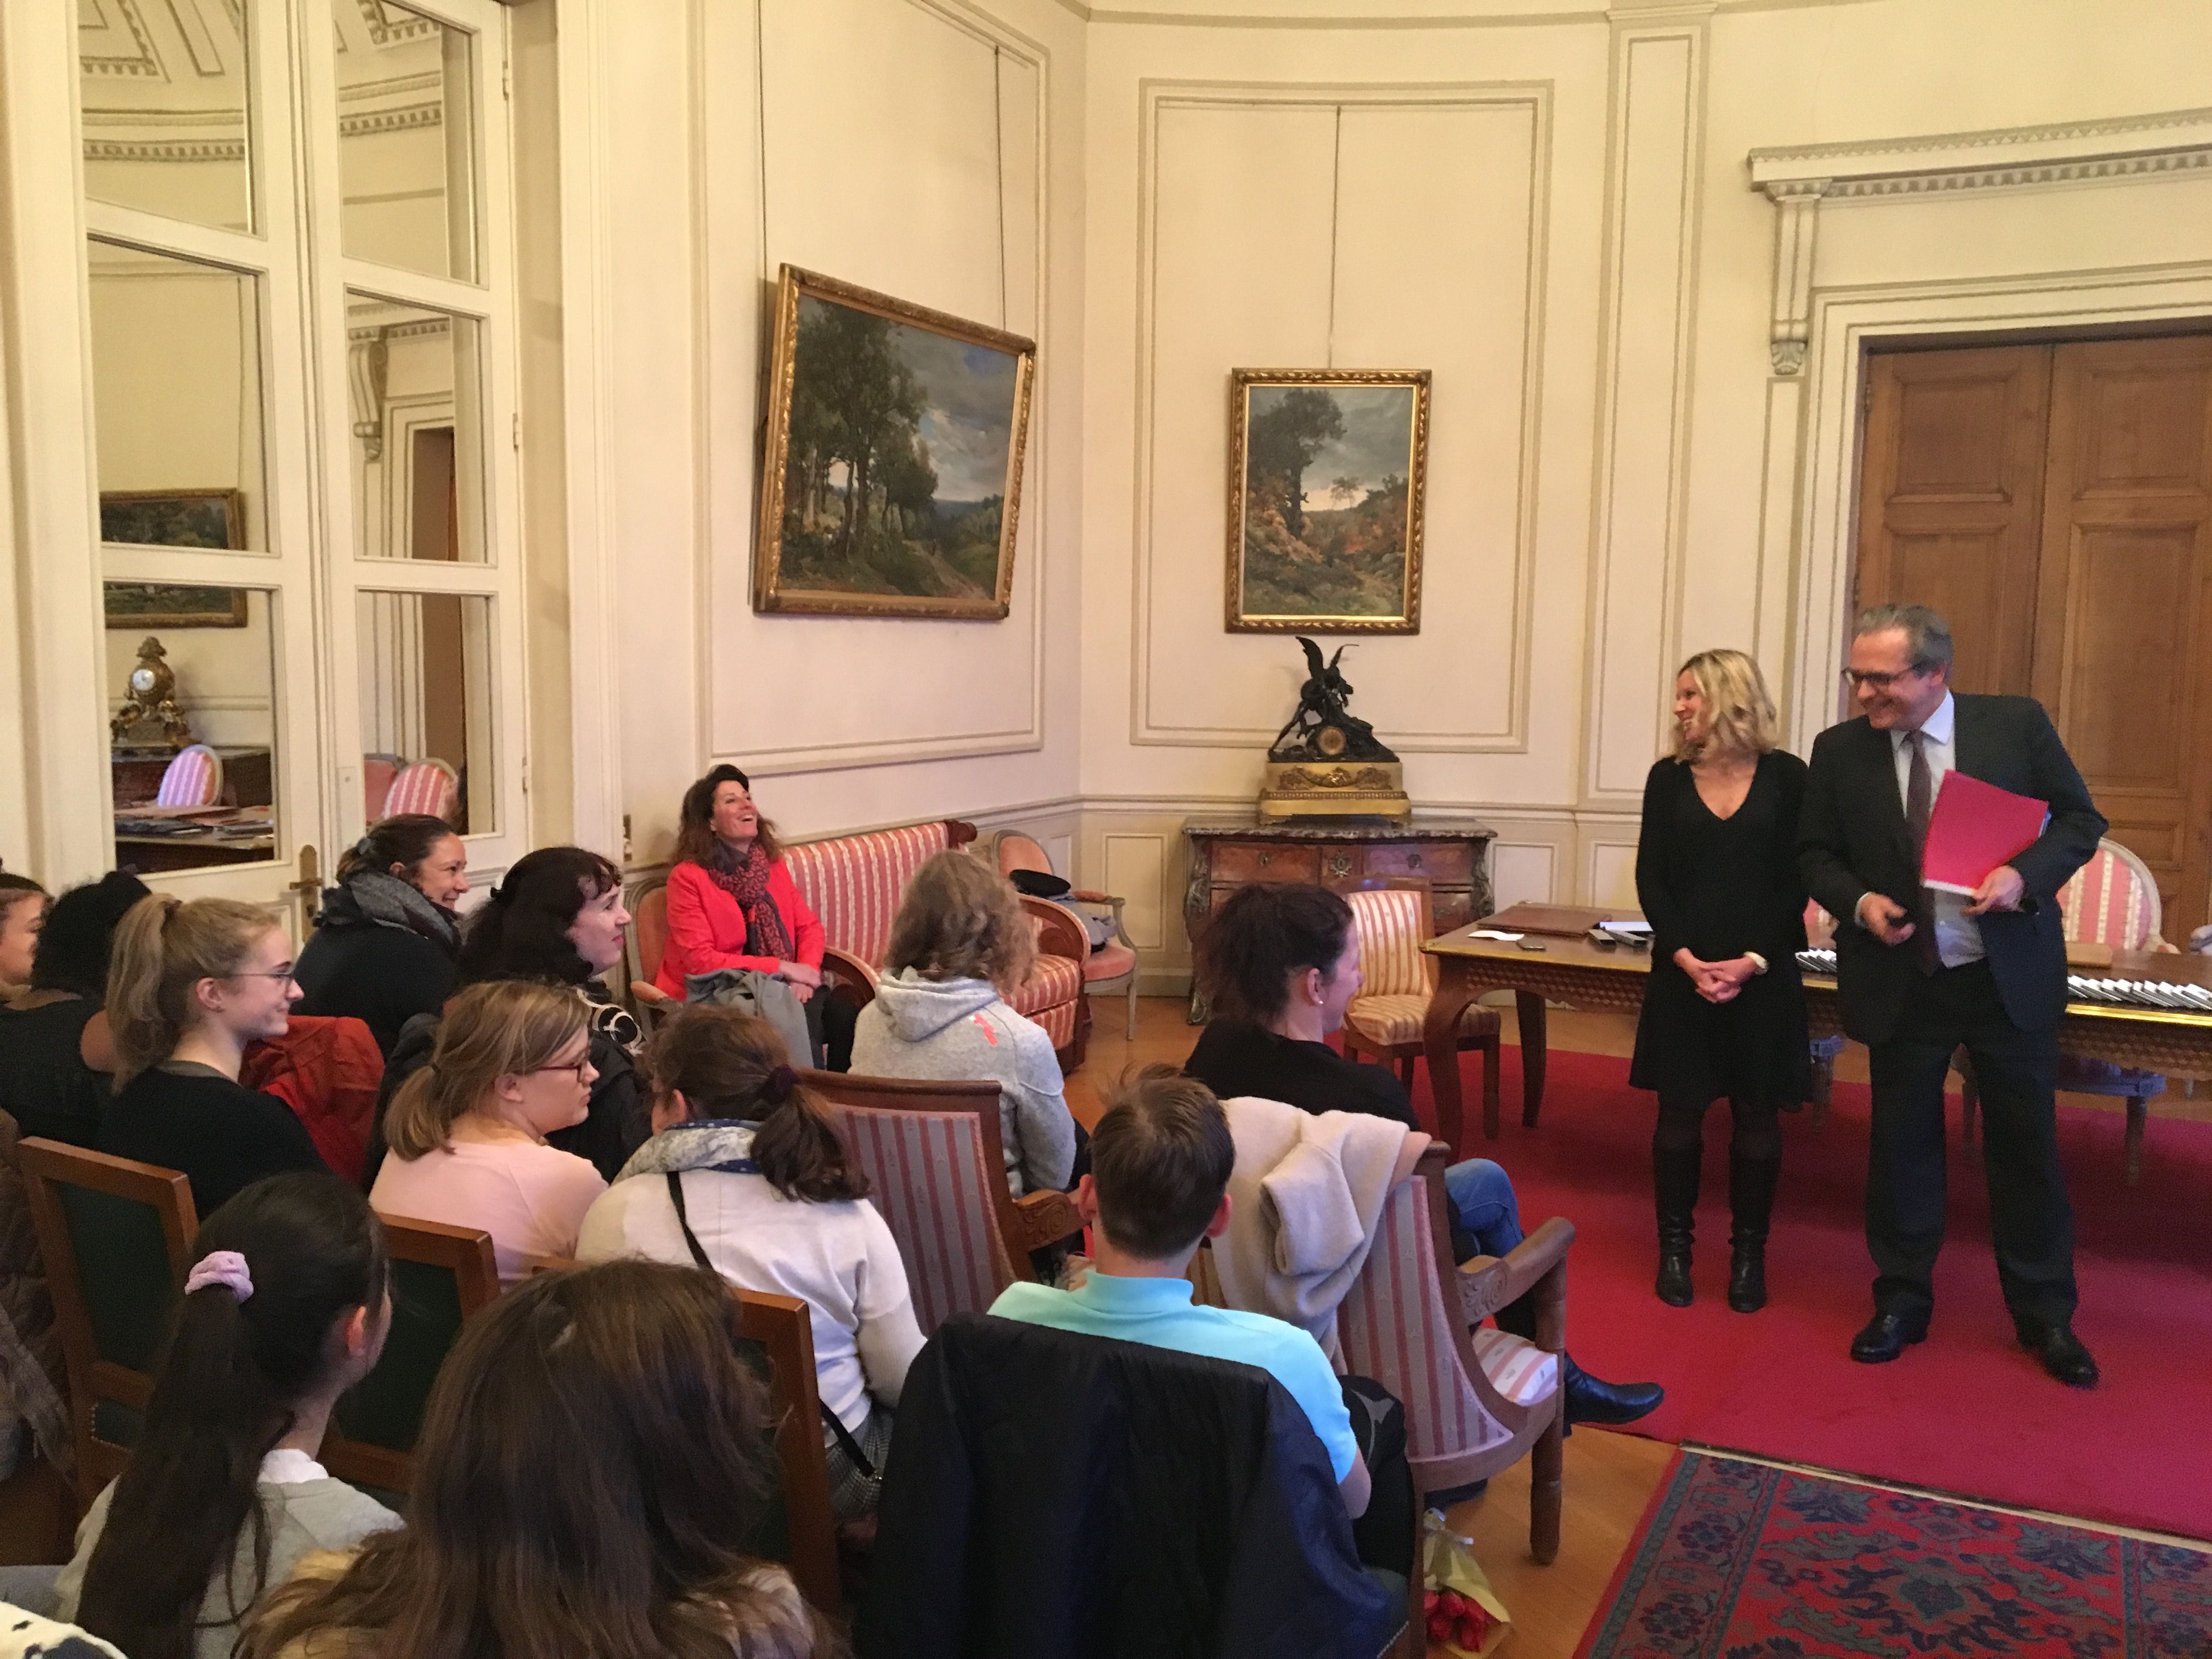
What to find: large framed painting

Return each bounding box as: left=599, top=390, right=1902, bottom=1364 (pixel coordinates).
left=1226, top=369, right=1430, bottom=634
left=754, top=266, right=1036, bottom=620
left=99, top=488, right=245, bottom=552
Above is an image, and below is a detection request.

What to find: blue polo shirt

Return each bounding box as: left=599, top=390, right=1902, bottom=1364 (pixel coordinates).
left=989, top=1271, right=1358, bottom=1480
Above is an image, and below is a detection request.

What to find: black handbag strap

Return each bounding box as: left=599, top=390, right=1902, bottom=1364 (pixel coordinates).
left=663, top=1171, right=876, bottom=1480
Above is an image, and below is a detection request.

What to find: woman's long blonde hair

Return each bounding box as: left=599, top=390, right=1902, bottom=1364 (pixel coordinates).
left=106, top=896, right=285, bottom=1088
left=1674, top=648, right=1780, bottom=763
left=884, top=850, right=1036, bottom=995
left=383, top=980, right=590, bottom=1159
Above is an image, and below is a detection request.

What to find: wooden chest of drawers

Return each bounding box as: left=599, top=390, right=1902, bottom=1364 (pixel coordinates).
left=1183, top=815, right=1496, bottom=1017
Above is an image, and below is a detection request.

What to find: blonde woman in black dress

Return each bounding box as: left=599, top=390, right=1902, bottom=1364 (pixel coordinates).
left=1632, top=649, right=1808, bottom=1313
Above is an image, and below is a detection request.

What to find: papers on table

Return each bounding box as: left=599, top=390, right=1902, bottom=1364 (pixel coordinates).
left=1465, top=929, right=1526, bottom=942
left=1793, top=946, right=2212, bottom=1011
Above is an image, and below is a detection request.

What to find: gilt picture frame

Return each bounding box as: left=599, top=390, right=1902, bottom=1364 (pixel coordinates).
left=1226, top=369, right=1430, bottom=634
left=753, top=266, right=1036, bottom=620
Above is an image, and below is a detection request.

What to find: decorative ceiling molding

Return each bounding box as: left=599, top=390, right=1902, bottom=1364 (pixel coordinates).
left=78, top=99, right=441, bottom=163
left=81, top=0, right=165, bottom=78
left=1747, top=106, right=2212, bottom=376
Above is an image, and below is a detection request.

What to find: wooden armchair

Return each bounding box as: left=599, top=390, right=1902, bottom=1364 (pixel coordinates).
left=321, top=1215, right=499, bottom=1496
left=1338, top=1142, right=1570, bottom=1644
left=17, top=1140, right=195, bottom=1504
left=995, top=830, right=1142, bottom=1042
left=1342, top=880, right=1502, bottom=1142
left=802, top=1070, right=1078, bottom=1335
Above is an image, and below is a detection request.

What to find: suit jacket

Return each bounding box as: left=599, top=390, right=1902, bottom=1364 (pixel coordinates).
left=857, top=1313, right=1397, bottom=1659
left=1797, top=693, right=2106, bottom=1043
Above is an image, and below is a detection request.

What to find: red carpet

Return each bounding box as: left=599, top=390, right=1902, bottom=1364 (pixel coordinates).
left=1401, top=1048, right=2212, bottom=1541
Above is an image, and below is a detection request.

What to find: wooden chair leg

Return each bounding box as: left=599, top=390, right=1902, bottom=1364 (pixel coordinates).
left=2125, top=1094, right=2148, bottom=1186
left=1481, top=1033, right=1501, bottom=1147
left=1398, top=1055, right=1415, bottom=1092
left=1124, top=977, right=1138, bottom=1041
left=1529, top=1404, right=1564, bottom=1566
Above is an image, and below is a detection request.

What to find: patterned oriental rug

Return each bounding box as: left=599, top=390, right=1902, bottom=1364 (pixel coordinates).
left=1577, top=1451, right=2212, bottom=1659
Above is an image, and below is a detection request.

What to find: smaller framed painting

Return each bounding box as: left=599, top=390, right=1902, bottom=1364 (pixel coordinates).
left=102, top=582, right=250, bottom=629
left=1226, top=369, right=1430, bottom=635
left=754, top=266, right=1036, bottom=620
left=99, top=488, right=246, bottom=552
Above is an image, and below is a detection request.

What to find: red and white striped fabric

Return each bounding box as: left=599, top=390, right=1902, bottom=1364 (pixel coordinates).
left=362, top=755, right=401, bottom=822
left=783, top=822, right=953, bottom=969
left=381, top=759, right=458, bottom=821
left=154, top=744, right=222, bottom=808
left=2059, top=842, right=2164, bottom=951
left=1018, top=996, right=1079, bottom=1053
left=1469, top=1326, right=1558, bottom=1406
left=833, top=1104, right=1015, bottom=1337
left=1006, top=954, right=1082, bottom=1021
left=1345, top=992, right=1496, bottom=1048
left=1346, top=887, right=1432, bottom=998
left=1338, top=1170, right=1519, bottom=1466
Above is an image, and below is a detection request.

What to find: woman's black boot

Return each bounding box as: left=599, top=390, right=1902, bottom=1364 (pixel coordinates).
left=1726, top=1152, right=1780, bottom=1313
left=1652, top=1144, right=1700, bottom=1307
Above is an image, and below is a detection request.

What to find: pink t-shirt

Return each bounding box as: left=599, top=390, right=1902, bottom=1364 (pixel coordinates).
left=369, top=1139, right=608, bottom=1285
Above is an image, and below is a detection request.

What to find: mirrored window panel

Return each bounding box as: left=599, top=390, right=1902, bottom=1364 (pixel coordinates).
left=336, top=2, right=477, bottom=281
left=80, top=0, right=253, bottom=233
left=357, top=591, right=495, bottom=834
left=89, top=240, right=267, bottom=552
left=347, top=296, right=486, bottom=561
left=106, top=584, right=281, bottom=872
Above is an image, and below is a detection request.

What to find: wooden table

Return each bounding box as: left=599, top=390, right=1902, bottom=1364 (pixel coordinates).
left=1419, top=924, right=2212, bottom=1154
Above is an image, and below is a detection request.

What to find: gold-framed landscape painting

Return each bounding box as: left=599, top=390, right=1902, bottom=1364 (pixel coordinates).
left=1226, top=369, right=1430, bottom=634
left=753, top=266, right=1036, bottom=620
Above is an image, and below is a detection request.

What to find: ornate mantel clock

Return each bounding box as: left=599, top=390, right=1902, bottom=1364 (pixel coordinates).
left=1257, top=639, right=1411, bottom=821
left=110, top=635, right=194, bottom=749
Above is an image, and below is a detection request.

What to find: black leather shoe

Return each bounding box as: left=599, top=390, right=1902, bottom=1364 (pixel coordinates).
left=2016, top=1321, right=2100, bottom=1389
left=1726, top=1241, right=1768, bottom=1314
left=1848, top=1310, right=1928, bottom=1363
left=1654, top=1244, right=1694, bottom=1308
left=1562, top=1355, right=1664, bottom=1430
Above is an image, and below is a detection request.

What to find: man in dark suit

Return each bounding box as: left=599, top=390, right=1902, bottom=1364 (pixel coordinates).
left=1798, top=604, right=2105, bottom=1386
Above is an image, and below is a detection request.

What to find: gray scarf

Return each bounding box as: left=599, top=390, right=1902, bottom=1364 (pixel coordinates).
left=343, top=868, right=461, bottom=952
left=612, top=1119, right=760, bottom=1183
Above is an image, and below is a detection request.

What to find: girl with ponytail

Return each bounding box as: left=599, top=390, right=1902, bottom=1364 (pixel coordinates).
left=58, top=1172, right=397, bottom=1659
left=577, top=1005, right=921, bottom=1519
left=99, top=896, right=328, bottom=1215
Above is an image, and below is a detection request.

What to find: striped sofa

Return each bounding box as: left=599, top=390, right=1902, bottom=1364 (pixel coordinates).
left=782, top=818, right=1091, bottom=1069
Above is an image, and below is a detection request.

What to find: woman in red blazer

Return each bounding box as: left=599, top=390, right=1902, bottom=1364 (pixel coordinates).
left=656, top=765, right=827, bottom=1003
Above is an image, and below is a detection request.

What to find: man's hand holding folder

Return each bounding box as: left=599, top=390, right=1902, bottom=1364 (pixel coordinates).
left=1925, top=771, right=2050, bottom=917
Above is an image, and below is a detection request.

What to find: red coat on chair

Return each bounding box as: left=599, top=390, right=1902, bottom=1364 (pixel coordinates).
left=654, top=859, right=827, bottom=999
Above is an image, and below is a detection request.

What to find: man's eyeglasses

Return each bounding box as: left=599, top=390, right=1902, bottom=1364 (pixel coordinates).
left=1840, top=666, right=1932, bottom=691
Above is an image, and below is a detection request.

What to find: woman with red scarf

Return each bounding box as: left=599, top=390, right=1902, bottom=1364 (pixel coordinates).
left=656, top=765, right=827, bottom=1003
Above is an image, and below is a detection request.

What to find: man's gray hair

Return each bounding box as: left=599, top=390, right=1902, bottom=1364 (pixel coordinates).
left=1854, top=603, right=1954, bottom=674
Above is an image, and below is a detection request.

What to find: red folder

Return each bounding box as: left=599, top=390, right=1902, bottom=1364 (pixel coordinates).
left=1921, top=771, right=2049, bottom=895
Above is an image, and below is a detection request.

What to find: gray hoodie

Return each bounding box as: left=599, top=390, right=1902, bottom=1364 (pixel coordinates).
left=850, top=969, right=1077, bottom=1197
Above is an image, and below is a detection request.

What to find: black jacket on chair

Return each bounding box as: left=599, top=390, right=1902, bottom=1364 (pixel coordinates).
left=857, top=1313, right=1397, bottom=1659
left=1797, top=693, right=2105, bottom=1045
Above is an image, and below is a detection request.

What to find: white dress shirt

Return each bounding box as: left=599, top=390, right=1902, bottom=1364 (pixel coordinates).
left=1880, top=692, right=1985, bottom=968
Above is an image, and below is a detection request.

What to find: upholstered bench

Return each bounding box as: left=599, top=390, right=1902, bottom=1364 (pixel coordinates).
left=780, top=819, right=1091, bottom=1070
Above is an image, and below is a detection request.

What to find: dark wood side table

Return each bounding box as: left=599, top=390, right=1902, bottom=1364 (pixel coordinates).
left=1183, top=815, right=1496, bottom=1021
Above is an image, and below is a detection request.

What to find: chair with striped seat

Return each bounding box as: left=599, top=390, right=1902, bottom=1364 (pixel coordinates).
left=995, top=830, right=1142, bottom=1042
left=1338, top=1143, right=1571, bottom=1635
left=380, top=757, right=459, bottom=822
left=1340, top=881, right=1500, bottom=1146
left=153, top=743, right=223, bottom=808
left=782, top=819, right=1090, bottom=1070
left=1962, top=838, right=2172, bottom=1183
left=801, top=1070, right=1076, bottom=1336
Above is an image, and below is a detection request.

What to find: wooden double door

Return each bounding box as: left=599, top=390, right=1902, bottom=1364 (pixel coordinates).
left=1856, top=333, right=2212, bottom=935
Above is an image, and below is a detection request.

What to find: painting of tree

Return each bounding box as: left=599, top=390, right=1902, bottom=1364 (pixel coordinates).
left=754, top=268, right=1036, bottom=620
left=1227, top=370, right=1431, bottom=634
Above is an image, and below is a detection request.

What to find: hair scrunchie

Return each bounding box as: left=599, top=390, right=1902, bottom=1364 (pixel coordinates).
left=763, top=1064, right=798, bottom=1105
left=185, top=1250, right=253, bottom=1303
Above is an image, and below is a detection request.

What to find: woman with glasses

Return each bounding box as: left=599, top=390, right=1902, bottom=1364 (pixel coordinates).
left=1632, top=649, right=1809, bottom=1314
left=100, top=896, right=330, bottom=1215
left=369, top=980, right=606, bottom=1285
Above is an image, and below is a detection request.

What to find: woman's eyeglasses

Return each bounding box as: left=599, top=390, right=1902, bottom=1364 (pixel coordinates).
left=531, top=1057, right=595, bottom=1086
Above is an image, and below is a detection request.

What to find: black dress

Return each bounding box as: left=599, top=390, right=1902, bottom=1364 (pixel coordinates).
left=0, top=999, right=106, bottom=1147
left=99, top=1063, right=328, bottom=1217
left=1629, top=751, right=1810, bottom=1107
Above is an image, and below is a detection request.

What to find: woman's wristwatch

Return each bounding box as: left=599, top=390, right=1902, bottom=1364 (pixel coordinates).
left=1743, top=951, right=1770, bottom=975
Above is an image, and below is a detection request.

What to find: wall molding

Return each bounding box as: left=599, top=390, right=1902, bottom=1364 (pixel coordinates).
left=1126, top=77, right=1551, bottom=754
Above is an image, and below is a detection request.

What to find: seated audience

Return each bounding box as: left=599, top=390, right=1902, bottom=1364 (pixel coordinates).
left=294, top=816, right=467, bottom=1057
left=850, top=849, right=1076, bottom=1197
left=0, top=871, right=148, bottom=1147
left=1184, top=881, right=1663, bottom=1431
left=58, top=1172, right=399, bottom=1659
left=579, top=1005, right=923, bottom=1520
left=240, top=1260, right=823, bottom=1659
left=100, top=896, right=328, bottom=1215
left=370, top=979, right=606, bottom=1285
left=992, top=1066, right=1372, bottom=1519
left=0, top=874, right=47, bottom=1001
left=376, top=846, right=645, bottom=1182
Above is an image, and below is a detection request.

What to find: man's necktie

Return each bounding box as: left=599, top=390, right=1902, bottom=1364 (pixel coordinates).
left=1903, top=729, right=1940, bottom=973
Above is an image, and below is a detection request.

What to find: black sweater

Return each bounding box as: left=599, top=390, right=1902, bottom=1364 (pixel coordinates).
left=0, top=1000, right=106, bottom=1147
left=1183, top=1020, right=1419, bottom=1131
left=293, top=895, right=457, bottom=1059
left=99, top=1065, right=328, bottom=1217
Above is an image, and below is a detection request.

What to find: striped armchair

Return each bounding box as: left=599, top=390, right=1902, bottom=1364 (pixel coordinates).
left=802, top=1070, right=1076, bottom=1335
left=783, top=819, right=1090, bottom=1069
left=1338, top=1143, right=1571, bottom=1583
left=380, top=758, right=459, bottom=822
left=1341, top=881, right=1501, bottom=1143
left=154, top=743, right=223, bottom=808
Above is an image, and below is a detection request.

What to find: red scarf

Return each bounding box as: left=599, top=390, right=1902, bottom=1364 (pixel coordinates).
left=705, top=842, right=794, bottom=961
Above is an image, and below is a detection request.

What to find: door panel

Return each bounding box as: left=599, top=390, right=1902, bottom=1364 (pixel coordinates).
left=1856, top=346, right=2051, bottom=695
left=2033, top=335, right=2212, bottom=935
